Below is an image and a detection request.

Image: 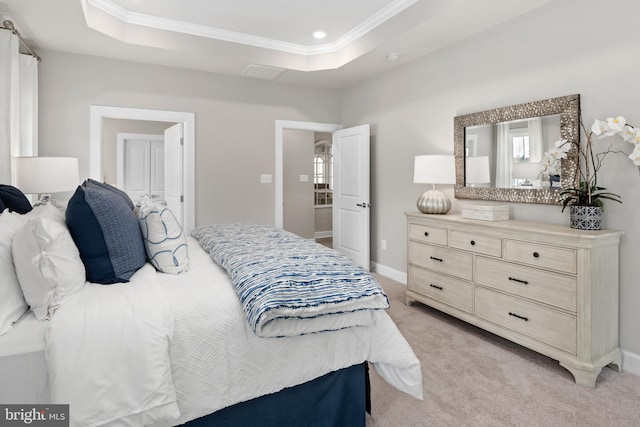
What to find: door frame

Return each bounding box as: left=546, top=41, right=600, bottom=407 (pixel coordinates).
left=274, top=120, right=342, bottom=228
left=89, top=105, right=195, bottom=232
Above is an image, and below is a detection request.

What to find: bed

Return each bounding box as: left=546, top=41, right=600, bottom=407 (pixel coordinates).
left=0, top=183, right=423, bottom=427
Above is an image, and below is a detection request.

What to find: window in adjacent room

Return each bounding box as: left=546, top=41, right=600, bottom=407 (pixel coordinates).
left=314, top=140, right=333, bottom=205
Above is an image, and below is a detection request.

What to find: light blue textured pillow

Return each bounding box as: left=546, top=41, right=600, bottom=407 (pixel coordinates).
left=137, top=202, right=189, bottom=274
left=66, top=186, right=146, bottom=284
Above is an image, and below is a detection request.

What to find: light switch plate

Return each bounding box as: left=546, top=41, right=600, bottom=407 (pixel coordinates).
left=299, top=174, right=309, bottom=182
left=260, top=174, right=272, bottom=184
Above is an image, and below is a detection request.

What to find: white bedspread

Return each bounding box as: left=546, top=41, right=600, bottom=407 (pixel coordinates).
left=45, top=237, right=423, bottom=426
left=45, top=264, right=179, bottom=427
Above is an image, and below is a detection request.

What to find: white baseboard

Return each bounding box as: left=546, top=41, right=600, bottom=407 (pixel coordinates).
left=314, top=231, right=332, bottom=239
left=623, top=350, right=640, bottom=376
left=370, top=262, right=406, bottom=285
left=371, top=262, right=640, bottom=378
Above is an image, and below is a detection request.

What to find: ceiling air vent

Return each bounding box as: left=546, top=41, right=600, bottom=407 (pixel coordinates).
left=241, top=64, right=286, bottom=80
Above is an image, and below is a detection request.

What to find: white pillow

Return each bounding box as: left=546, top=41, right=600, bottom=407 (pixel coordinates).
left=26, top=201, right=66, bottom=223
left=137, top=202, right=189, bottom=274
left=12, top=216, right=86, bottom=320
left=0, top=209, right=29, bottom=335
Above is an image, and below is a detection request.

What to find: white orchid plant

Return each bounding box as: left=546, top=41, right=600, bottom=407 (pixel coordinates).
left=541, top=115, right=639, bottom=210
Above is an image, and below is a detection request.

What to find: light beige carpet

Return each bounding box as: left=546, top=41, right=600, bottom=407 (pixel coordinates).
left=367, top=273, right=640, bottom=427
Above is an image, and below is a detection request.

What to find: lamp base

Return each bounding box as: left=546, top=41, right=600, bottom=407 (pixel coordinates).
left=33, top=193, right=51, bottom=207
left=417, top=189, right=451, bottom=214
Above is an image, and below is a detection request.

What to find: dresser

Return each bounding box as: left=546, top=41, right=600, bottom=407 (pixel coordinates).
left=405, top=212, right=623, bottom=387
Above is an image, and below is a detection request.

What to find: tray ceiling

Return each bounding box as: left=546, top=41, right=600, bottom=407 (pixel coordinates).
left=1, top=0, right=558, bottom=88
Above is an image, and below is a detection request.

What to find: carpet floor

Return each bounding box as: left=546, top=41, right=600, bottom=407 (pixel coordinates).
left=366, top=273, right=640, bottom=427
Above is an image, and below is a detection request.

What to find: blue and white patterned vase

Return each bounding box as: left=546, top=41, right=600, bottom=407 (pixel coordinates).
left=569, top=205, right=602, bottom=230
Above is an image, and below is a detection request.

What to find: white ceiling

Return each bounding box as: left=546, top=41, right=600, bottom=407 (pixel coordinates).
left=1, top=0, right=558, bottom=88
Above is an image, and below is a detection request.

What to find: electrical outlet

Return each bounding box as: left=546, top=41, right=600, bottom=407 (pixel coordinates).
left=381, top=239, right=387, bottom=250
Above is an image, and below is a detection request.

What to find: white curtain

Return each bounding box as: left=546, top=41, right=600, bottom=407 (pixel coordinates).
left=495, top=123, right=512, bottom=187
left=527, top=118, right=543, bottom=163
left=0, top=29, right=38, bottom=185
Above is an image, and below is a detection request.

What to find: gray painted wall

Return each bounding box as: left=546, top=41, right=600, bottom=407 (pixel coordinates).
left=283, top=129, right=314, bottom=239
left=37, top=50, right=341, bottom=228
left=340, top=0, right=640, bottom=355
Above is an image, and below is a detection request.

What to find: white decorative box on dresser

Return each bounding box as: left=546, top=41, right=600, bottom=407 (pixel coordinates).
left=405, top=212, right=624, bottom=387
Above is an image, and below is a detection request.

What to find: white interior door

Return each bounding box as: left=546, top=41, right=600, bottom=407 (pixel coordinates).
left=117, top=133, right=164, bottom=204
left=164, top=123, right=184, bottom=225
left=122, top=138, right=150, bottom=202
left=332, top=124, right=370, bottom=269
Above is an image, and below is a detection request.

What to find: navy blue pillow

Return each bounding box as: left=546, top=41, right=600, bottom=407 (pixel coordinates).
left=66, top=186, right=146, bottom=284
left=0, top=185, right=32, bottom=214
left=0, top=197, right=5, bottom=212
left=83, top=179, right=135, bottom=210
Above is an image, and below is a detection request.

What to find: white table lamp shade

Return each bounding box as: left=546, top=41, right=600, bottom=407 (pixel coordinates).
left=465, top=156, right=490, bottom=184
left=413, top=155, right=455, bottom=214
left=15, top=157, right=80, bottom=194
left=512, top=162, right=541, bottom=180
left=413, top=155, right=456, bottom=184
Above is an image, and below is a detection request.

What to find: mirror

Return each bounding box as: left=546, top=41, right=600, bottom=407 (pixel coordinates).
left=454, top=94, right=580, bottom=204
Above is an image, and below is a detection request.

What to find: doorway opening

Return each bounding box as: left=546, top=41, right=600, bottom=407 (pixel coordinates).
left=313, top=136, right=333, bottom=247
left=89, top=105, right=195, bottom=232
left=276, top=121, right=371, bottom=269
left=275, top=120, right=342, bottom=246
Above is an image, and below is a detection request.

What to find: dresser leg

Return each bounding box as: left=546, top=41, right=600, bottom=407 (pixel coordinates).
left=606, top=352, right=623, bottom=372
left=560, top=362, right=600, bottom=387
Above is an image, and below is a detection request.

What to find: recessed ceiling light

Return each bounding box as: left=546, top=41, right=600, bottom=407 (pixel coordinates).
left=313, top=31, right=327, bottom=40
left=386, top=53, right=399, bottom=62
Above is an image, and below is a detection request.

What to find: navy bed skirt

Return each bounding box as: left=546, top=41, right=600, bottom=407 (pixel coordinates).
left=183, top=362, right=370, bottom=427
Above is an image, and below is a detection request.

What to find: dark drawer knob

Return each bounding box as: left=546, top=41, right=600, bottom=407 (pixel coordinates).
left=424, top=232, right=429, bottom=236
left=533, top=252, right=540, bottom=258
left=429, top=256, right=443, bottom=262
left=470, top=240, right=476, bottom=246
left=429, top=284, right=443, bottom=291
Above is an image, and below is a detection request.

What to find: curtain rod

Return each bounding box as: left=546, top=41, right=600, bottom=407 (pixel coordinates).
left=1, top=19, right=41, bottom=61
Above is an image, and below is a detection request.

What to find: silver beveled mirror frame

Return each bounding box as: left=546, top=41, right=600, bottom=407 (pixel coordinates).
left=454, top=94, right=580, bottom=204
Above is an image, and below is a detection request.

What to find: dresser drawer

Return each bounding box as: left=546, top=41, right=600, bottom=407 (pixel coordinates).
left=409, top=266, right=473, bottom=313
left=475, top=287, right=576, bottom=354
left=450, top=230, right=502, bottom=257
left=475, top=257, right=577, bottom=312
left=504, top=240, right=576, bottom=274
left=408, top=223, right=448, bottom=246
left=408, top=241, right=473, bottom=281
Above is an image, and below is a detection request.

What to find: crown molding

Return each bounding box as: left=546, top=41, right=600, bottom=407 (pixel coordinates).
left=86, top=0, right=417, bottom=56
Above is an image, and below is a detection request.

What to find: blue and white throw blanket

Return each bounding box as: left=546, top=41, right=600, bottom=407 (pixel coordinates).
left=191, top=224, right=390, bottom=338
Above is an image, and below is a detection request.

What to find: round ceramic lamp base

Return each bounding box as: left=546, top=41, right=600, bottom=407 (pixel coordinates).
left=417, top=189, right=451, bottom=214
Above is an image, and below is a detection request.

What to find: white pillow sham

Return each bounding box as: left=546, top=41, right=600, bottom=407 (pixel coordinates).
left=137, top=202, right=189, bottom=274
left=12, top=216, right=86, bottom=321
left=31, top=200, right=66, bottom=223
left=0, top=209, right=29, bottom=335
